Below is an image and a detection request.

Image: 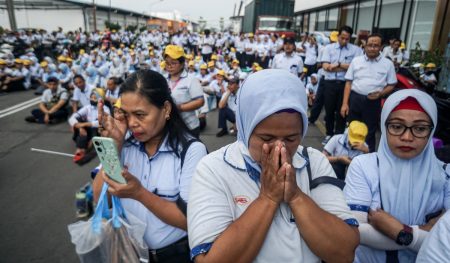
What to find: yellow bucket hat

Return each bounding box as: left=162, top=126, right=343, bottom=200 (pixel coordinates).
left=164, top=45, right=185, bottom=60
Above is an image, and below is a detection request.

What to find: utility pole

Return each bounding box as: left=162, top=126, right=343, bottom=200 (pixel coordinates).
left=93, top=0, right=97, bottom=32
left=6, top=0, right=17, bottom=31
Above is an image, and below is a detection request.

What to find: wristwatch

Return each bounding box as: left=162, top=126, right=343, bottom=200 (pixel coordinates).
left=395, top=224, right=413, bottom=246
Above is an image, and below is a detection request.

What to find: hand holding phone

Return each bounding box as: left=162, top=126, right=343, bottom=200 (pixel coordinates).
left=93, top=136, right=127, bottom=184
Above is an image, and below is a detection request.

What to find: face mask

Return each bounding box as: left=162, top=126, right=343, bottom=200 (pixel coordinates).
left=90, top=101, right=98, bottom=107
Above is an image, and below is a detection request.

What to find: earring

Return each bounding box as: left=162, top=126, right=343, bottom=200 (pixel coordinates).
left=165, top=115, right=170, bottom=120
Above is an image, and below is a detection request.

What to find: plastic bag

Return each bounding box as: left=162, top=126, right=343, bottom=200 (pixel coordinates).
left=68, top=183, right=149, bottom=263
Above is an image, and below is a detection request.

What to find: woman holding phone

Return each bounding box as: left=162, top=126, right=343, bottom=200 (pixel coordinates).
left=343, top=89, right=450, bottom=262
left=93, top=69, right=207, bottom=263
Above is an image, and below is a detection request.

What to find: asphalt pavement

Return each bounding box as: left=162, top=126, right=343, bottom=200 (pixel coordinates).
left=0, top=89, right=325, bottom=263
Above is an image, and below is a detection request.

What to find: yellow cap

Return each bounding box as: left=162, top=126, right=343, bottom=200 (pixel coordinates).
left=79, top=49, right=85, bottom=55
left=57, top=55, right=66, bottom=62
left=200, top=64, right=207, bottom=70
left=112, top=29, right=117, bottom=33
left=256, top=66, right=263, bottom=71
left=211, top=54, right=218, bottom=60
left=400, top=42, right=406, bottom=49
left=348, top=121, right=368, bottom=145
left=0, top=59, right=7, bottom=65
left=117, top=50, right=123, bottom=55
left=114, top=98, right=121, bottom=108
left=426, top=63, right=436, bottom=68
left=207, top=61, right=215, bottom=67
left=252, top=62, right=259, bottom=67
left=66, top=57, right=73, bottom=62
left=303, top=67, right=308, bottom=73
left=91, top=88, right=106, bottom=100
left=164, top=45, right=185, bottom=59
left=23, top=60, right=31, bottom=66
left=248, top=33, right=254, bottom=38
left=149, top=51, right=155, bottom=56
left=230, top=47, right=236, bottom=53
left=160, top=60, right=166, bottom=69
left=195, top=56, right=201, bottom=62
left=232, top=59, right=239, bottom=64
left=188, top=61, right=195, bottom=67
left=186, top=54, right=193, bottom=60
left=15, top=59, right=23, bottom=64
left=40, top=61, right=48, bottom=67
left=330, top=31, right=339, bottom=42
left=131, top=44, right=135, bottom=49
left=217, top=70, right=226, bottom=76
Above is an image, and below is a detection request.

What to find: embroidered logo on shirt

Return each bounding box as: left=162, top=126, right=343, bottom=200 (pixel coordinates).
left=234, top=195, right=250, bottom=205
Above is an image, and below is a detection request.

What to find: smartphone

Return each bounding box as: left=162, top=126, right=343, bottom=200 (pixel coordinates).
left=92, top=136, right=127, bottom=184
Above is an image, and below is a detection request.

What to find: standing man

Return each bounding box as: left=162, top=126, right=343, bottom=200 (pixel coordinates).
left=320, top=26, right=362, bottom=145
left=341, top=33, right=397, bottom=152
left=271, top=37, right=304, bottom=77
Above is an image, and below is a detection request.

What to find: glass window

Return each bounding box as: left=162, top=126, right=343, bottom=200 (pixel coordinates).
left=400, top=0, right=412, bottom=42
left=376, top=0, right=404, bottom=43
left=317, top=10, right=326, bottom=31
left=303, top=13, right=309, bottom=33
left=408, top=0, right=437, bottom=50
left=357, top=0, right=376, bottom=33
left=309, top=12, right=317, bottom=33
left=328, top=8, right=339, bottom=30
left=342, top=3, right=356, bottom=29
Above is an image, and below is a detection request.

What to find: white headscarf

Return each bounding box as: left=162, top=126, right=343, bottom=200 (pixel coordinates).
left=378, top=89, right=444, bottom=225
left=236, top=69, right=308, bottom=172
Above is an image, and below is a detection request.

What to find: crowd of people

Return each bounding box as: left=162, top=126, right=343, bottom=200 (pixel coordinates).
left=1, top=25, right=449, bottom=262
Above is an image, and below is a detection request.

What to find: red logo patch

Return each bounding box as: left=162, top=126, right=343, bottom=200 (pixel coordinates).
left=234, top=195, right=250, bottom=205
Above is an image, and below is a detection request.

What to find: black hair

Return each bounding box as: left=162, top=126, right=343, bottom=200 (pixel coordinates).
left=367, top=33, right=383, bottom=43
left=119, top=70, right=193, bottom=157
left=393, top=38, right=402, bottom=44
left=339, top=25, right=353, bottom=36
left=47, top=77, right=59, bottom=83
left=73, top=74, right=85, bottom=81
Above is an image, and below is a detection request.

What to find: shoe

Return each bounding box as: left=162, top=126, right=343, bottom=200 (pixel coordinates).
left=73, top=152, right=85, bottom=163
left=25, top=116, right=38, bottom=123
left=229, top=128, right=236, bottom=135
left=322, top=135, right=332, bottom=146
left=75, top=191, right=89, bottom=219
left=216, top=129, right=228, bottom=137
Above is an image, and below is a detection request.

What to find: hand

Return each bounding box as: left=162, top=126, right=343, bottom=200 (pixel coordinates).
left=368, top=208, right=404, bottom=240
left=98, top=99, right=127, bottom=143
left=338, top=156, right=352, bottom=165
left=79, top=127, right=87, bottom=136
left=102, top=166, right=144, bottom=200
left=281, top=144, right=303, bottom=204
left=367, top=91, right=381, bottom=100
left=351, top=142, right=369, bottom=153
left=44, top=113, right=50, bottom=124
left=420, top=211, right=445, bottom=231
left=340, top=104, right=349, bottom=118
left=259, top=141, right=285, bottom=205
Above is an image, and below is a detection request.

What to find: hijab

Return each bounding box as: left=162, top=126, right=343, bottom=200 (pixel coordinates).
left=236, top=69, right=308, bottom=172
left=378, top=89, right=443, bottom=225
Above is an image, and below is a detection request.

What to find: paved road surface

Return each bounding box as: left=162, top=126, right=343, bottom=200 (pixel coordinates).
left=0, top=90, right=325, bottom=262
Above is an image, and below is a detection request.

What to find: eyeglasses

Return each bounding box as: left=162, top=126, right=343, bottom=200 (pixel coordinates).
left=385, top=122, right=433, bottom=138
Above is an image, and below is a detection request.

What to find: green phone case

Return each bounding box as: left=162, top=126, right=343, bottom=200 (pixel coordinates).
left=92, top=136, right=127, bottom=184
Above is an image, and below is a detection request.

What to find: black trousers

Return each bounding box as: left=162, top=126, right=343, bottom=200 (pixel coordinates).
left=304, top=64, right=317, bottom=77
left=202, top=53, right=212, bottom=63
left=256, top=56, right=269, bottom=69
left=323, top=80, right=346, bottom=136
left=149, top=237, right=191, bottom=263
left=348, top=91, right=381, bottom=152
left=31, top=108, right=68, bottom=123
left=218, top=107, right=236, bottom=130
left=236, top=52, right=245, bottom=68
left=245, top=53, right=255, bottom=68
left=72, top=126, right=97, bottom=149
left=309, top=76, right=326, bottom=123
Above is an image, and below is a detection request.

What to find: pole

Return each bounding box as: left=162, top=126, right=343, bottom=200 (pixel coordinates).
left=93, top=0, right=97, bottom=32
left=6, top=0, right=17, bottom=31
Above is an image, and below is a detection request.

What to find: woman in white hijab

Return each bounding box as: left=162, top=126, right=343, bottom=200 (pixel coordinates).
left=344, top=89, right=450, bottom=262
left=188, top=69, right=359, bottom=262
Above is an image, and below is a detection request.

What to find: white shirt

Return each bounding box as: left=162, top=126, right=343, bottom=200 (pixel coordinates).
left=201, top=36, right=215, bottom=55
left=188, top=143, right=357, bottom=262
left=323, top=134, right=367, bottom=159
left=168, top=71, right=204, bottom=130
left=41, top=86, right=69, bottom=108
left=271, top=52, right=304, bottom=76
left=72, top=84, right=94, bottom=108
left=244, top=41, right=256, bottom=55
left=321, top=43, right=363, bottom=81
left=68, top=104, right=110, bottom=127
left=304, top=43, right=318, bottom=66
left=120, top=137, right=207, bottom=249
left=345, top=55, right=397, bottom=96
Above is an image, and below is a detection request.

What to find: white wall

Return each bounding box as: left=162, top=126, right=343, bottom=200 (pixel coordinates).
left=0, top=9, right=84, bottom=32
left=294, top=0, right=344, bottom=12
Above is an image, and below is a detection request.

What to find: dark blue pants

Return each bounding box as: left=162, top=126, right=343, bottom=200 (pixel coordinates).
left=218, top=107, right=235, bottom=130
left=31, top=108, right=68, bottom=123
left=323, top=80, right=346, bottom=136
left=309, top=76, right=326, bottom=123
left=348, top=91, right=381, bottom=152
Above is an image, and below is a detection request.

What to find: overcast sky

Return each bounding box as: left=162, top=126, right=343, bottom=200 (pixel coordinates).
left=78, top=0, right=243, bottom=28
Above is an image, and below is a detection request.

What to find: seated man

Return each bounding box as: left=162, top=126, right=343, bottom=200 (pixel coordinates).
left=25, top=77, right=69, bottom=124
left=216, top=75, right=239, bottom=137
left=323, top=120, right=369, bottom=180
left=0, top=59, right=26, bottom=94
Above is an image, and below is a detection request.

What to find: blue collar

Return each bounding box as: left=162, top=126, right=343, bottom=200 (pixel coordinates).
left=137, top=135, right=173, bottom=159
